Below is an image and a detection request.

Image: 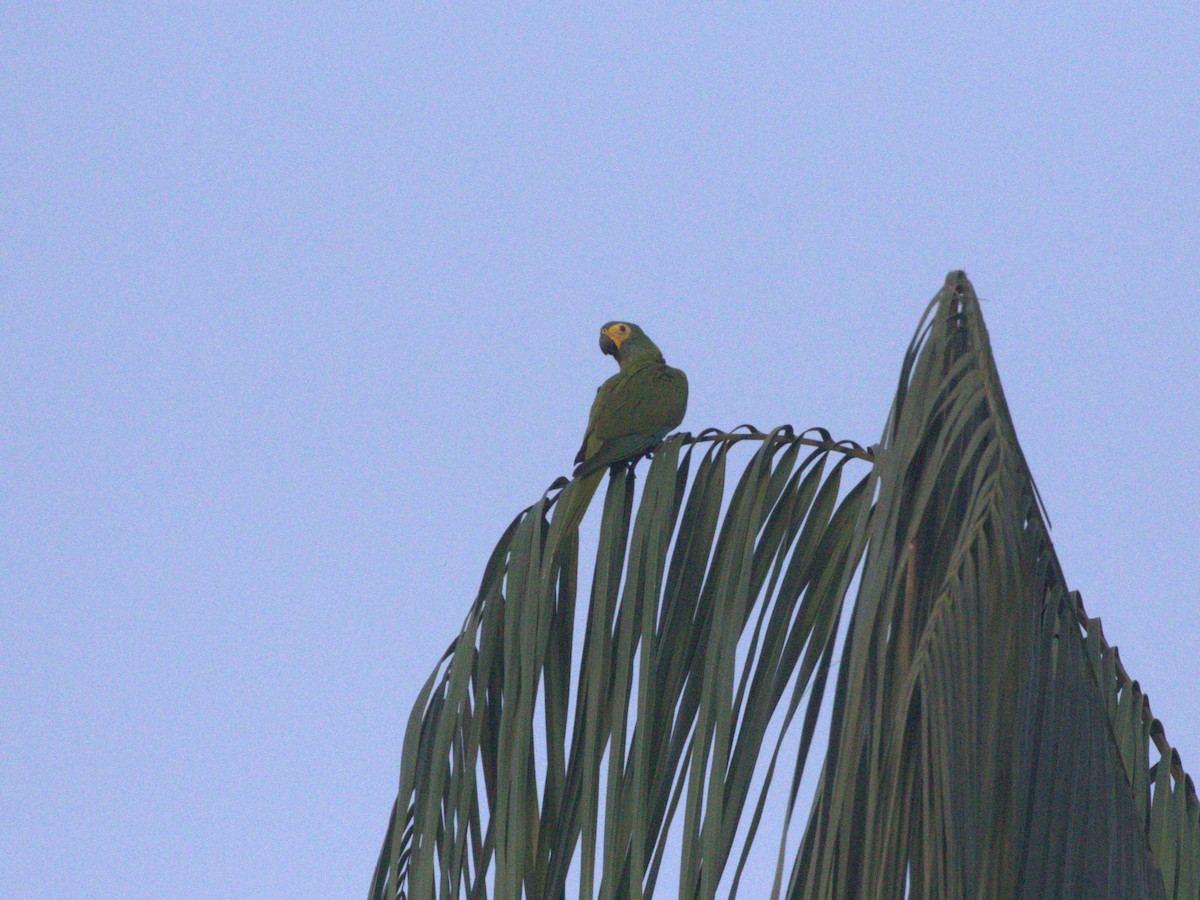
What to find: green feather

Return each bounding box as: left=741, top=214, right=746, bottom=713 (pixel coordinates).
left=573, top=322, right=688, bottom=478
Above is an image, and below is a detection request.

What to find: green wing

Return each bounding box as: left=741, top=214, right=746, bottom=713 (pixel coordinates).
left=573, top=363, right=688, bottom=477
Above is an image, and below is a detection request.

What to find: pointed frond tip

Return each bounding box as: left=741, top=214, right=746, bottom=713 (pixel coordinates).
left=791, top=270, right=1192, bottom=899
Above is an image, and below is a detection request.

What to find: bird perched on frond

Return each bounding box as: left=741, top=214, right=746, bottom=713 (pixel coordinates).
left=551, top=321, right=688, bottom=537
left=573, top=321, right=688, bottom=477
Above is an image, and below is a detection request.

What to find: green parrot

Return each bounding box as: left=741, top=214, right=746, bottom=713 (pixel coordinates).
left=573, top=321, right=689, bottom=478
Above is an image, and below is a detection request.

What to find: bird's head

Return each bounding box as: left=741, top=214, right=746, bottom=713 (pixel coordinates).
left=598, top=321, right=661, bottom=365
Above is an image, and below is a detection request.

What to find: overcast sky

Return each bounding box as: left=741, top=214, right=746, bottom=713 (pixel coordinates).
left=4, top=5, right=1198, bottom=897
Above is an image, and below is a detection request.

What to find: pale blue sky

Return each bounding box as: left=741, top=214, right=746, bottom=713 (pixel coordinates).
left=4, top=5, right=1198, bottom=898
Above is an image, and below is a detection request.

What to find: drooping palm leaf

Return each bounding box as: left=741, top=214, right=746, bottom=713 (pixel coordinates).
left=372, top=271, right=1197, bottom=899
left=370, top=425, right=874, bottom=899
left=788, top=271, right=1193, bottom=899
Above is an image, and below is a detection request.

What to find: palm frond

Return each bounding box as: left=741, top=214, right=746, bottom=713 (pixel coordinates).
left=789, top=271, right=1190, bottom=899
left=372, top=272, right=1197, bottom=899
left=370, top=426, right=873, bottom=899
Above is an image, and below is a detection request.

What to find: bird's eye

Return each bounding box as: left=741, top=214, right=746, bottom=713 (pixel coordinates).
left=619, top=324, right=628, bottom=333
